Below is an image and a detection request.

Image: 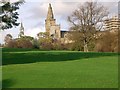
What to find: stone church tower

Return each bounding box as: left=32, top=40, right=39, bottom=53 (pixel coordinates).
left=45, top=3, right=61, bottom=39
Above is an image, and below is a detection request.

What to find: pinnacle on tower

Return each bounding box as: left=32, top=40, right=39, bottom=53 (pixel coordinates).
left=20, top=22, right=24, bottom=31
left=47, top=3, right=54, bottom=20
left=18, top=22, right=24, bottom=38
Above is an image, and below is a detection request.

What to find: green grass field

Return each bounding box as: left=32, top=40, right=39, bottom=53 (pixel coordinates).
left=2, top=48, right=118, bottom=88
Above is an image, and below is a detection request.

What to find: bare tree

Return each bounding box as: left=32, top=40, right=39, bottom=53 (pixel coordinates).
left=4, top=34, right=12, bottom=45
left=68, top=2, right=109, bottom=52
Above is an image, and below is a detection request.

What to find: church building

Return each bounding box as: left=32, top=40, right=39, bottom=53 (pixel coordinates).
left=45, top=3, right=61, bottom=39
left=44, top=3, right=72, bottom=43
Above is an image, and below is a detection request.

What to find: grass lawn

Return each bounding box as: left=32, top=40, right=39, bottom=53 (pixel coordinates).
left=2, top=48, right=118, bottom=88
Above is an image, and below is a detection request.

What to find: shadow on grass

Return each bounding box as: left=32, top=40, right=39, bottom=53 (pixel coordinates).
left=2, top=79, right=15, bottom=88
left=2, top=50, right=118, bottom=65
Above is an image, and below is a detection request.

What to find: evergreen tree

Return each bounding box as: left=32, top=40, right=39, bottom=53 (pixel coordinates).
left=0, top=0, right=24, bottom=30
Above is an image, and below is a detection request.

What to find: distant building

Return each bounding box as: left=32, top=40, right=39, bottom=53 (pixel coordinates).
left=104, top=16, right=120, bottom=32
left=43, top=3, right=70, bottom=43
left=45, top=3, right=61, bottom=39
left=18, top=22, right=25, bottom=38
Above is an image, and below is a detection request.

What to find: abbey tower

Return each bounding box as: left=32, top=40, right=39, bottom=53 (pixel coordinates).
left=45, top=3, right=61, bottom=39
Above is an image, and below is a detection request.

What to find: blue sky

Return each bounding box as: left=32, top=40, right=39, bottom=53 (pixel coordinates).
left=0, top=0, right=119, bottom=44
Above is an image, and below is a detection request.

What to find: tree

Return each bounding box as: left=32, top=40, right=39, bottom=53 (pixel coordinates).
left=0, top=43, right=1, bottom=47
left=21, top=36, right=34, bottom=41
left=95, top=31, right=119, bottom=52
left=16, top=38, right=33, bottom=48
left=4, top=34, right=12, bottom=45
left=38, top=32, right=53, bottom=50
left=68, top=2, right=109, bottom=52
left=37, top=32, right=49, bottom=38
left=0, top=0, right=24, bottom=30
left=32, top=38, right=40, bottom=49
left=6, top=40, right=17, bottom=48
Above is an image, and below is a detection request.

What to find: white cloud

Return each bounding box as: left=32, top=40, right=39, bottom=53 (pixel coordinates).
left=102, top=2, right=118, bottom=17
left=0, top=27, right=19, bottom=44
left=10, top=0, right=22, bottom=3
left=27, top=3, right=48, bottom=19
left=25, top=27, right=45, bottom=38
left=28, top=2, right=78, bottom=18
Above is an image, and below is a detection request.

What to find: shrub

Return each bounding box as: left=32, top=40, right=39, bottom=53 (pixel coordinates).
left=5, top=40, right=17, bottom=48
left=95, top=31, right=118, bottom=52
left=32, top=38, right=40, bottom=49
left=16, top=38, right=33, bottom=48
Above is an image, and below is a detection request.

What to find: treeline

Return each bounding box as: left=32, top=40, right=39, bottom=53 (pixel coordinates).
left=3, top=31, right=119, bottom=52
left=66, top=30, right=119, bottom=52
left=95, top=31, right=119, bottom=52
left=4, top=32, right=68, bottom=50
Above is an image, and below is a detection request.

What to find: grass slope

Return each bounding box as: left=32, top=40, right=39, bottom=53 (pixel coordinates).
left=2, top=48, right=118, bottom=88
